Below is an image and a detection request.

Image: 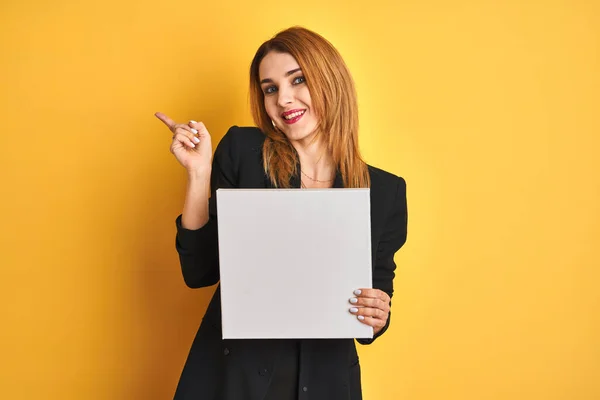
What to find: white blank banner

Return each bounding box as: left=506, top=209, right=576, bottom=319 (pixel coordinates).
left=216, top=188, right=373, bottom=339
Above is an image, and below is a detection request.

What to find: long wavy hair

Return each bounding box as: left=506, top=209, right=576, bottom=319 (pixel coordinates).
left=249, top=26, right=370, bottom=188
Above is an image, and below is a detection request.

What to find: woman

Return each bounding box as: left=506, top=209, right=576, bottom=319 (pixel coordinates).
left=156, top=26, right=407, bottom=400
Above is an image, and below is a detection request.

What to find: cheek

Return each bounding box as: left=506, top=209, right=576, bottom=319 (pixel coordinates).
left=299, top=86, right=313, bottom=108
left=264, top=98, right=278, bottom=120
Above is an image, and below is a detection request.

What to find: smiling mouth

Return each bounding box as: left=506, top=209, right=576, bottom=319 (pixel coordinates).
left=281, top=109, right=306, bottom=125
left=281, top=109, right=306, bottom=120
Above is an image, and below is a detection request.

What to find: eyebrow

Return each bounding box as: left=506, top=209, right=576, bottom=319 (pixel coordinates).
left=260, top=68, right=302, bottom=85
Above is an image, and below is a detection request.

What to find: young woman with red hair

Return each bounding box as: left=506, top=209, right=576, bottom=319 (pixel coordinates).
left=156, top=26, right=407, bottom=400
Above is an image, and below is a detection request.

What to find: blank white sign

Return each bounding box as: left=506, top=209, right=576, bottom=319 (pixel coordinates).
left=216, top=188, right=373, bottom=339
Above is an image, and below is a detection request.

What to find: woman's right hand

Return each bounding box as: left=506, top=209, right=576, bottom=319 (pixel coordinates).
left=155, top=112, right=213, bottom=175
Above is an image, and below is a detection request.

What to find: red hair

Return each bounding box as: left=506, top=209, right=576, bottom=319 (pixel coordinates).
left=249, top=26, right=370, bottom=188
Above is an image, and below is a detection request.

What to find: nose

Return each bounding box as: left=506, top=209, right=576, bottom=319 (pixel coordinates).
left=277, top=85, right=294, bottom=108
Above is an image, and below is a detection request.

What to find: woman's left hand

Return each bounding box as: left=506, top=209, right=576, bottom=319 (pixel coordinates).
left=349, top=289, right=391, bottom=335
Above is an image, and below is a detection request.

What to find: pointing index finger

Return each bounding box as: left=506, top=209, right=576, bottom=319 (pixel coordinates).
left=155, top=112, right=176, bottom=130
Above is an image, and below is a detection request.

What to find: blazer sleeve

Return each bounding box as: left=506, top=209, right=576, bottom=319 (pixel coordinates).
left=358, top=176, right=408, bottom=345
left=174, top=126, right=240, bottom=288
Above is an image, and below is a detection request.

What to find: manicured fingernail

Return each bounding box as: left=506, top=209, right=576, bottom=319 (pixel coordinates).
left=350, top=298, right=358, bottom=304
left=354, top=289, right=362, bottom=295
left=350, top=307, right=358, bottom=313
left=192, top=137, right=200, bottom=143
left=190, top=120, right=198, bottom=124
left=357, top=315, right=365, bottom=321
left=189, top=143, right=195, bottom=148
left=191, top=128, right=198, bottom=134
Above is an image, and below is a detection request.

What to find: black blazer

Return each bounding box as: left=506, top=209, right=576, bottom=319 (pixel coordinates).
left=173, top=126, right=408, bottom=400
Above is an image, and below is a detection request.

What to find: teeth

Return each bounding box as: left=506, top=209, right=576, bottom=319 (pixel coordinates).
left=283, top=110, right=305, bottom=120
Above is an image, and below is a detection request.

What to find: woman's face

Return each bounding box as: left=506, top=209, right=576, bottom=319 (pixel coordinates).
left=258, top=51, right=318, bottom=143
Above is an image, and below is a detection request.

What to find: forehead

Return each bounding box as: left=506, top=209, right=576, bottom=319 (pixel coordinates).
left=258, top=52, right=300, bottom=80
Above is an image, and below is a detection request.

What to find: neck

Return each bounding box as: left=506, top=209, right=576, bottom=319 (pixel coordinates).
left=290, top=134, right=335, bottom=182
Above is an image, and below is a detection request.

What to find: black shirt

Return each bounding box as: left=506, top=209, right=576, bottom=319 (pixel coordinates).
left=172, top=126, right=408, bottom=400
left=264, top=340, right=300, bottom=400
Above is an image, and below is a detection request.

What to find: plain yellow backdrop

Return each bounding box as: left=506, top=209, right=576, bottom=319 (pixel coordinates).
left=1, top=0, right=598, bottom=399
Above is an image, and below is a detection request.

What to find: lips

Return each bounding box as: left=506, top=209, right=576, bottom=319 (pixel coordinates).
left=281, top=109, right=306, bottom=125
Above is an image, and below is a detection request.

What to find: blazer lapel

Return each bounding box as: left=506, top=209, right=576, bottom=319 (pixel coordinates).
left=332, top=170, right=344, bottom=188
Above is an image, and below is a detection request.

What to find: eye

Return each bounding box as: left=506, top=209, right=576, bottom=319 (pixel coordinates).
left=293, top=76, right=306, bottom=85
left=264, top=85, right=277, bottom=95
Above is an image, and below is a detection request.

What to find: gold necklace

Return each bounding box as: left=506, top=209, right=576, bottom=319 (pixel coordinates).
left=301, top=169, right=334, bottom=182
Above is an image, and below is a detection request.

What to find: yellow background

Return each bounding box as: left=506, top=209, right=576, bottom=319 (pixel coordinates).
left=1, top=0, right=598, bottom=399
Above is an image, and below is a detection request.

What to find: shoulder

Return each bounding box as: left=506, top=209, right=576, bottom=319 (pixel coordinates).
left=212, top=126, right=266, bottom=170
left=366, top=164, right=407, bottom=217
left=367, top=164, right=406, bottom=194
left=367, top=165, right=408, bottom=232
left=216, top=125, right=266, bottom=154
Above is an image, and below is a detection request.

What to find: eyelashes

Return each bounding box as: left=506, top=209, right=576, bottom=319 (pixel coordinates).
left=263, top=76, right=306, bottom=95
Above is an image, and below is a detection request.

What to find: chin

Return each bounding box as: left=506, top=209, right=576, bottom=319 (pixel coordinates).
left=280, top=123, right=318, bottom=143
